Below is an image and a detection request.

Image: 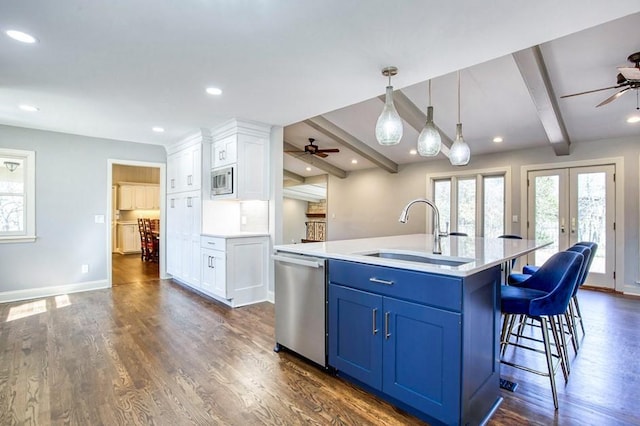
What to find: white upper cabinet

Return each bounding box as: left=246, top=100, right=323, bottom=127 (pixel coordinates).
left=118, top=183, right=159, bottom=210
left=210, top=119, right=270, bottom=201
left=168, top=143, right=202, bottom=194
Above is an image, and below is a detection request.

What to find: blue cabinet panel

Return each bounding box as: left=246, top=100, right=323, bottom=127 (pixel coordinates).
left=383, top=297, right=461, bottom=424
left=329, top=284, right=383, bottom=389
left=329, top=259, right=462, bottom=311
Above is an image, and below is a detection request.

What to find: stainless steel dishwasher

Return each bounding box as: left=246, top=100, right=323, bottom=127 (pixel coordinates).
left=273, top=252, right=327, bottom=367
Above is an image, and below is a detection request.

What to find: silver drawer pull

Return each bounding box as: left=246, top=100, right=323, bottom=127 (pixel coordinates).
left=369, top=277, right=394, bottom=286
left=207, top=242, right=216, bottom=245
left=372, top=308, right=378, bottom=335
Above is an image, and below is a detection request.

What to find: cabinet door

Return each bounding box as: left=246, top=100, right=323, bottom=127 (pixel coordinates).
left=328, top=284, right=383, bottom=389
left=383, top=298, right=461, bottom=423
left=185, top=144, right=201, bottom=191
left=118, top=185, right=134, bottom=210
left=145, top=185, right=159, bottom=209
left=166, top=195, right=183, bottom=276
left=167, top=152, right=180, bottom=194
left=134, top=186, right=147, bottom=209
left=212, top=135, right=237, bottom=168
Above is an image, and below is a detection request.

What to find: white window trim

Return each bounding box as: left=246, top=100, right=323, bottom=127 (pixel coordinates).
left=0, top=148, right=36, bottom=243
left=426, top=166, right=512, bottom=237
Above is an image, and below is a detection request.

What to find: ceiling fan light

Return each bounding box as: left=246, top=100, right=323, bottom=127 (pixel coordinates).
left=449, top=123, right=470, bottom=166
left=376, top=86, right=403, bottom=145
left=417, top=106, right=441, bottom=156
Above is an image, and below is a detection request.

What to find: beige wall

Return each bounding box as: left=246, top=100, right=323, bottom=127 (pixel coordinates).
left=326, top=135, right=640, bottom=293
left=282, top=198, right=307, bottom=244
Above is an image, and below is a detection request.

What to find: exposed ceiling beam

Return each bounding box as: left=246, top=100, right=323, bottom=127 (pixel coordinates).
left=283, top=169, right=305, bottom=184
left=304, top=116, right=398, bottom=174
left=512, top=46, right=571, bottom=155
left=283, top=141, right=347, bottom=179
left=383, top=91, right=452, bottom=157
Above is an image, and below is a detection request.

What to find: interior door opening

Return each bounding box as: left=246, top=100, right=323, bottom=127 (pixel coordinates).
left=111, top=163, right=162, bottom=285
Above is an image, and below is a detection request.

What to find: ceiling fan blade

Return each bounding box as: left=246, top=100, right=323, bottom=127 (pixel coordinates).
left=313, top=152, right=329, bottom=158
left=560, top=84, right=625, bottom=98
left=596, top=87, right=630, bottom=107
left=316, top=149, right=340, bottom=153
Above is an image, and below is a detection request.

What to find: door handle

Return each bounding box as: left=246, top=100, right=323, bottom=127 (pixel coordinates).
left=571, top=217, right=576, bottom=234
left=560, top=217, right=565, bottom=233
left=372, top=308, right=378, bottom=335
left=385, top=312, right=391, bottom=340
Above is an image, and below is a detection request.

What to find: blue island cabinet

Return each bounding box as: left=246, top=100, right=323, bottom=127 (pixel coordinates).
left=328, top=259, right=502, bottom=426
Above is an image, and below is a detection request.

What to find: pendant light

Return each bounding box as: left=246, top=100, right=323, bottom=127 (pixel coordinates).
left=375, top=66, right=403, bottom=145
left=417, top=79, right=441, bottom=156
left=449, top=70, right=470, bottom=166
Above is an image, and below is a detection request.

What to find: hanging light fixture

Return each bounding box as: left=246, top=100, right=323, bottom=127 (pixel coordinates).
left=375, top=66, right=403, bottom=145
left=449, top=70, right=470, bottom=166
left=417, top=79, right=441, bottom=156
left=4, top=161, right=19, bottom=172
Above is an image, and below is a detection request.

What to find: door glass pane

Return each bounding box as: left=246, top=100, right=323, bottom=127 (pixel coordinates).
left=483, top=176, right=504, bottom=238
left=0, top=195, right=24, bottom=232
left=534, top=175, right=559, bottom=265
left=457, top=179, right=475, bottom=236
left=434, top=180, right=451, bottom=233
left=577, top=172, right=606, bottom=273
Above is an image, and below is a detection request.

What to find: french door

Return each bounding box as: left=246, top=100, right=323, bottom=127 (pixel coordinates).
left=527, top=165, right=615, bottom=288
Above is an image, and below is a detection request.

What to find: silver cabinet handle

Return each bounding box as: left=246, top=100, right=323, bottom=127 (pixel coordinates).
left=170, top=178, right=175, bottom=189
left=372, top=308, right=378, bottom=335
left=385, top=312, right=391, bottom=340
left=207, top=241, right=216, bottom=245
left=369, top=277, right=394, bottom=286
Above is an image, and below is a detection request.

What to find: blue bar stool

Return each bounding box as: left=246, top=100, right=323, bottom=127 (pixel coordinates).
left=500, top=250, right=584, bottom=409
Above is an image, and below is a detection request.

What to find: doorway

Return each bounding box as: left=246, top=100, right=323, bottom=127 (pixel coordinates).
left=108, top=160, right=165, bottom=285
left=526, top=164, right=615, bottom=289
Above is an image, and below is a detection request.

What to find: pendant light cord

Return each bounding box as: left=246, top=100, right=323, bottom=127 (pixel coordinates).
left=457, top=70, right=461, bottom=122
left=428, top=79, right=432, bottom=106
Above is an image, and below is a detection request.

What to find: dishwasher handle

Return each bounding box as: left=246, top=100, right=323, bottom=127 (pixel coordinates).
left=272, top=254, right=324, bottom=268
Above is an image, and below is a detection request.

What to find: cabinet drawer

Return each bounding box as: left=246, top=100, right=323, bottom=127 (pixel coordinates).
left=328, top=260, right=462, bottom=312
left=201, top=236, right=226, bottom=250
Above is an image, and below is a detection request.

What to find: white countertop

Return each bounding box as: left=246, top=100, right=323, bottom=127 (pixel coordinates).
left=274, top=234, right=549, bottom=277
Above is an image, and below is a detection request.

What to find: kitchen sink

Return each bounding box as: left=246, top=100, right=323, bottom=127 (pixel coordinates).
left=363, top=250, right=473, bottom=267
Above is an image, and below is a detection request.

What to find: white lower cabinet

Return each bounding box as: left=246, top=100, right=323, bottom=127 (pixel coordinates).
left=117, top=223, right=141, bottom=254
left=200, top=235, right=268, bottom=307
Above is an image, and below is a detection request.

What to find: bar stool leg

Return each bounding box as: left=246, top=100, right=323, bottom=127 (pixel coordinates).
left=540, top=317, right=560, bottom=409
left=573, top=295, right=586, bottom=335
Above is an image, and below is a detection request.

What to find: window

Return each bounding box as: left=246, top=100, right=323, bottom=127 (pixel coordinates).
left=0, top=149, right=36, bottom=242
left=428, top=168, right=510, bottom=237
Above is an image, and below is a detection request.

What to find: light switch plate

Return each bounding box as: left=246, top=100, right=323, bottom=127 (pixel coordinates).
left=512, top=215, right=518, bottom=223
left=94, top=215, right=105, bottom=223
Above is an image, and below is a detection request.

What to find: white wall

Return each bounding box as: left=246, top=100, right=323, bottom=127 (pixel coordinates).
left=0, top=124, right=166, bottom=300
left=327, top=135, right=640, bottom=293
left=282, top=198, right=307, bottom=244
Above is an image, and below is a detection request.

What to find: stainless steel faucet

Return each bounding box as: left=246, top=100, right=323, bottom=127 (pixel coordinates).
left=398, top=198, right=443, bottom=254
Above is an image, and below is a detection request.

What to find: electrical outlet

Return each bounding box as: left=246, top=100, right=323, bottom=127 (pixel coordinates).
left=81, top=264, right=89, bottom=274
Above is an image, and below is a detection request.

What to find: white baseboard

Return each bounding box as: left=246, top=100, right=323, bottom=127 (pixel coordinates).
left=267, top=290, right=274, bottom=304
left=0, top=280, right=109, bottom=304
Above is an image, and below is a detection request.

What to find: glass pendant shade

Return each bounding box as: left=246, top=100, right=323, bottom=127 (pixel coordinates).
left=376, top=86, right=403, bottom=145
left=449, top=123, right=470, bottom=166
left=417, top=106, right=441, bottom=156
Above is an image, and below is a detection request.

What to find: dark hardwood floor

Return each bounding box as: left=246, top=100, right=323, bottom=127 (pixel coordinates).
left=0, top=276, right=638, bottom=425
left=112, top=253, right=159, bottom=285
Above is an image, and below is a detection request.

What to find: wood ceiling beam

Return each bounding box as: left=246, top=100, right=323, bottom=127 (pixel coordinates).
left=384, top=91, right=452, bottom=157
left=283, top=169, right=305, bottom=184
left=304, top=116, right=398, bottom=174
left=283, top=141, right=347, bottom=179
left=512, top=46, right=571, bottom=155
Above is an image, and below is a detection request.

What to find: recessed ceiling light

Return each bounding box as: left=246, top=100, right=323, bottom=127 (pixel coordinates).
left=206, top=87, right=222, bottom=96
left=409, top=149, right=417, bottom=155
left=152, top=127, right=165, bottom=133
left=626, top=116, right=640, bottom=124
left=6, top=30, right=37, bottom=44
left=305, top=167, right=312, bottom=171
left=493, top=137, right=503, bottom=143
left=19, top=104, right=39, bottom=112
left=351, top=159, right=358, bottom=164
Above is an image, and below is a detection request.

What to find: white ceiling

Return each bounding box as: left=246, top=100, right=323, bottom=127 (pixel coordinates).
left=2, top=1, right=640, bottom=176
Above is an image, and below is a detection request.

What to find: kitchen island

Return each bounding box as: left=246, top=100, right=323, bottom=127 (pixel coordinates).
left=274, top=234, right=548, bottom=426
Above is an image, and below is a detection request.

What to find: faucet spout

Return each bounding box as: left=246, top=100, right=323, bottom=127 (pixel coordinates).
left=398, top=198, right=442, bottom=254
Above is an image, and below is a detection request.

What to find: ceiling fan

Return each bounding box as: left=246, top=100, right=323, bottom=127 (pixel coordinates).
left=285, top=138, right=340, bottom=158
left=560, top=51, right=640, bottom=108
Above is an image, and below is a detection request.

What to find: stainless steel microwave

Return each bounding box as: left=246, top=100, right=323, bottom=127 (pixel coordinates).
left=211, top=166, right=233, bottom=196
